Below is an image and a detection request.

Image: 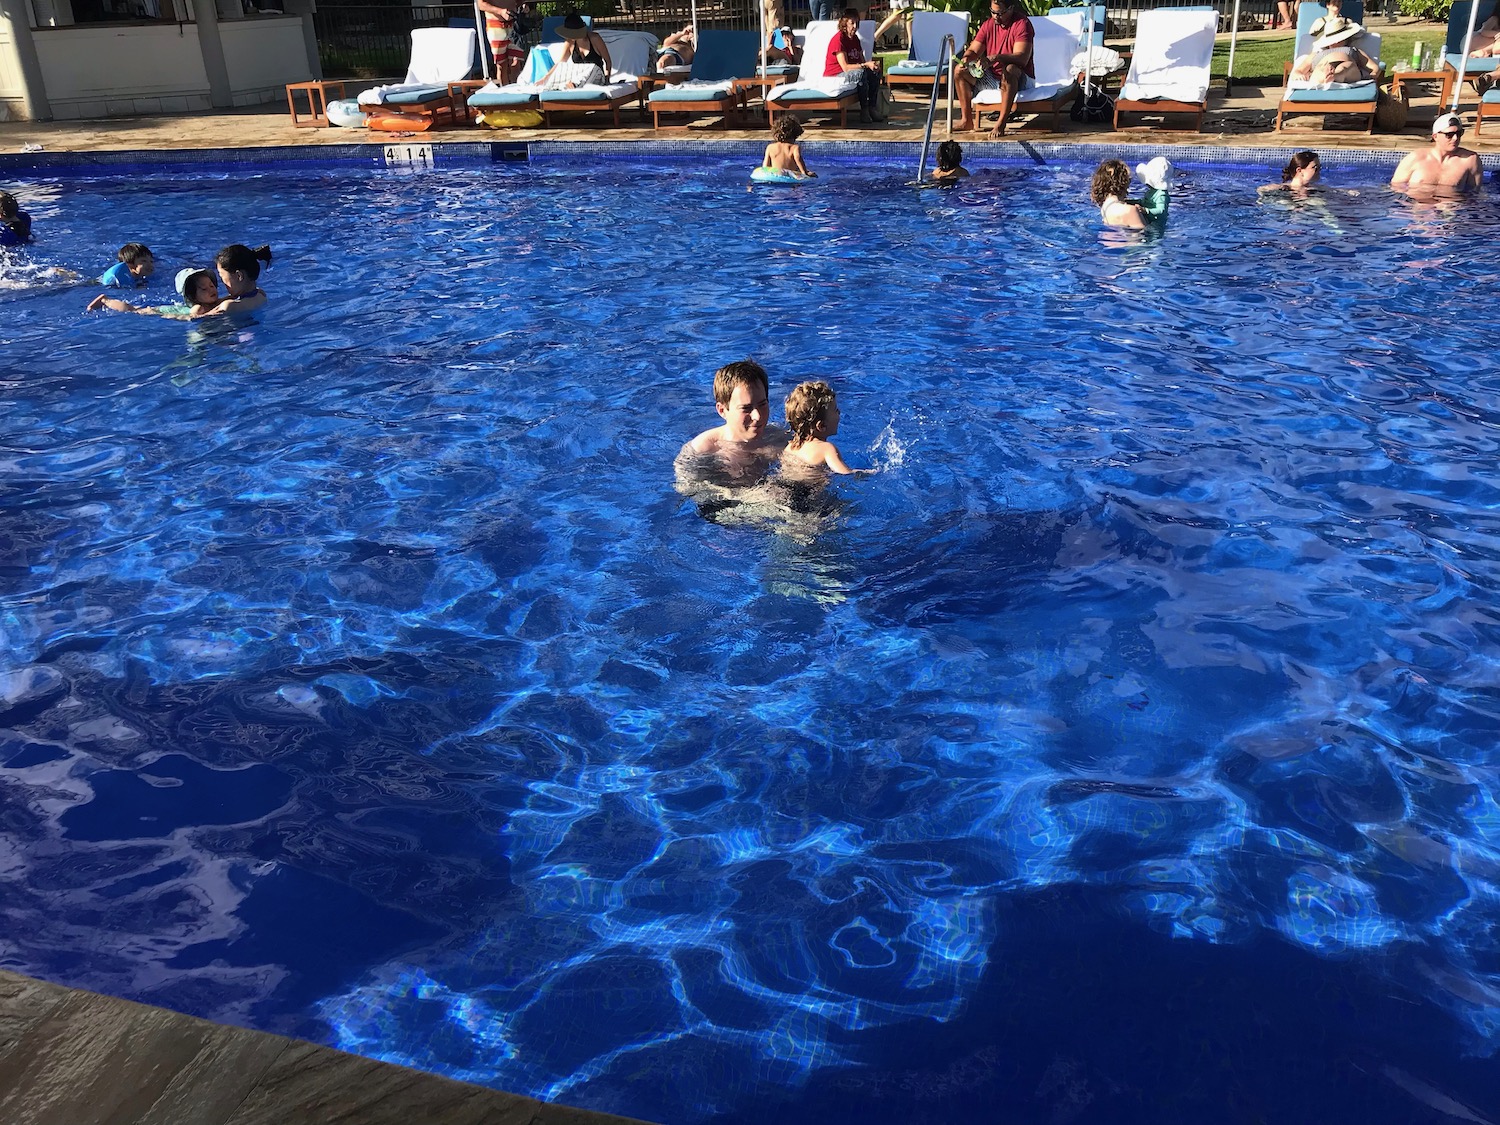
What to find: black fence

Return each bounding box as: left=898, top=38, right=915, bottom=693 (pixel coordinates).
left=314, top=0, right=766, bottom=78
left=313, top=0, right=1285, bottom=79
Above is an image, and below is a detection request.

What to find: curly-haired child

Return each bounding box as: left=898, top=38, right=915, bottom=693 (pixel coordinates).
left=782, top=380, right=869, bottom=477
left=762, top=116, right=816, bottom=179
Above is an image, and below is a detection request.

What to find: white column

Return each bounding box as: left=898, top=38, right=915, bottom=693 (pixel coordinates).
left=192, top=0, right=234, bottom=107
left=0, top=0, right=53, bottom=119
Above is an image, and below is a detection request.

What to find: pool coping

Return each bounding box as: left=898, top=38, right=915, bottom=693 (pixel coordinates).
left=2, top=138, right=1495, bottom=173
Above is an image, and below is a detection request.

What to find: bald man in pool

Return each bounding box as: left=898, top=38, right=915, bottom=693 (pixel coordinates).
left=676, top=359, right=789, bottom=488
left=1391, top=113, right=1484, bottom=196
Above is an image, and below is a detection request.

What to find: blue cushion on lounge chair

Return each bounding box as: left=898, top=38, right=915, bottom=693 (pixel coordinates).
left=380, top=84, right=451, bottom=106
left=1484, top=86, right=1500, bottom=100
left=540, top=88, right=614, bottom=102
left=469, top=87, right=538, bottom=107
left=1284, top=81, right=1376, bottom=102
left=649, top=84, right=733, bottom=103
left=890, top=62, right=941, bottom=75
left=1444, top=51, right=1500, bottom=71
left=773, top=86, right=855, bottom=102
left=759, top=62, right=799, bottom=75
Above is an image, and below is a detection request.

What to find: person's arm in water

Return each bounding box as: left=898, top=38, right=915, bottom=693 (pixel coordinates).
left=193, top=289, right=268, bottom=317
left=821, top=440, right=858, bottom=475
left=1390, top=151, right=1417, bottom=188
left=1462, top=153, right=1484, bottom=189
left=87, top=295, right=138, bottom=313
left=791, top=142, right=814, bottom=177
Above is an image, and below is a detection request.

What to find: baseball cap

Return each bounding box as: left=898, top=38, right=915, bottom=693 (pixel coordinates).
left=1433, top=112, right=1463, bottom=135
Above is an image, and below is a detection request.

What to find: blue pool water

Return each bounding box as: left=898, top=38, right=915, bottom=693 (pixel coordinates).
left=2, top=151, right=1499, bottom=1123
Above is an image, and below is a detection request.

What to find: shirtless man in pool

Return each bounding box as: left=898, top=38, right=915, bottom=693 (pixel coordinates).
left=677, top=360, right=789, bottom=488
left=1391, top=113, right=1484, bottom=195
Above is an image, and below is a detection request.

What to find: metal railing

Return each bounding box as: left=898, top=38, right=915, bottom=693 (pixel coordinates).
left=914, top=33, right=956, bottom=181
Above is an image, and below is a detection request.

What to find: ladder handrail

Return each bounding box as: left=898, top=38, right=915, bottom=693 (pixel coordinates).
left=914, top=33, right=957, bottom=183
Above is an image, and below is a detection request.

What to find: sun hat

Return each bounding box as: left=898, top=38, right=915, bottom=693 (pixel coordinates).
left=558, top=13, right=589, bottom=38
left=1307, top=11, right=1344, bottom=38
left=1135, top=155, right=1174, bottom=192
left=1433, top=111, right=1464, bottom=134
left=175, top=267, right=210, bottom=301
left=1315, top=17, right=1363, bottom=47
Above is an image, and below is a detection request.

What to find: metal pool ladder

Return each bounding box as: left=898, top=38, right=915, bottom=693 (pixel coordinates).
left=914, top=34, right=958, bottom=183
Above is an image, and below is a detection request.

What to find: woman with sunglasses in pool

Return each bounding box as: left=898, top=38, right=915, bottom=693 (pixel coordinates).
left=1391, top=113, right=1483, bottom=195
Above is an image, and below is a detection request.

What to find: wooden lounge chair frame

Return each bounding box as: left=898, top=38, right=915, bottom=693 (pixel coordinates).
left=1112, top=6, right=1216, bottom=131
left=540, top=87, right=647, bottom=127
left=1274, top=0, right=1379, bottom=133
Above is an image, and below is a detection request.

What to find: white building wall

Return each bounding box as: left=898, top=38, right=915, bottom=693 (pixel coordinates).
left=0, top=21, right=25, bottom=119
left=32, top=24, right=212, bottom=118
left=220, top=16, right=311, bottom=105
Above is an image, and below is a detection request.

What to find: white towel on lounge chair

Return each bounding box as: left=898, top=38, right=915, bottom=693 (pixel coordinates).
left=764, top=21, right=864, bottom=102
left=358, top=26, right=477, bottom=105
left=1118, top=7, right=1217, bottom=104
left=358, top=81, right=432, bottom=105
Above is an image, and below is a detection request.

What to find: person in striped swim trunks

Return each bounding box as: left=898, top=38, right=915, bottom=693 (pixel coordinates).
left=477, top=0, right=526, bottom=84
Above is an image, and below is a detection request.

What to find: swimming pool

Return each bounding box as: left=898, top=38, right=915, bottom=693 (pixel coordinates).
left=2, top=147, right=1498, bottom=1124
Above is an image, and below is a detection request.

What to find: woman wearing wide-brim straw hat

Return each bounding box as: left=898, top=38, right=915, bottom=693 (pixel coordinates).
left=540, top=12, right=613, bottom=89
left=1288, top=16, right=1378, bottom=87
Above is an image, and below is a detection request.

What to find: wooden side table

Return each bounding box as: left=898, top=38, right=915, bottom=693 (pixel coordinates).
left=1391, top=69, right=1455, bottom=124
left=285, top=80, right=348, bottom=128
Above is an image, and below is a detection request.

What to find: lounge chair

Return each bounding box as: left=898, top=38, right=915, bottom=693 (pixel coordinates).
left=885, top=11, right=970, bottom=100
left=1444, top=0, right=1500, bottom=96
left=756, top=27, right=803, bottom=86
left=1276, top=1, right=1382, bottom=133
left=1113, top=6, right=1218, bottom=130
left=467, top=41, right=560, bottom=123
left=649, top=30, right=761, bottom=129
left=357, top=27, right=479, bottom=131
left=972, top=9, right=1082, bottom=131
left=539, top=30, right=659, bottom=127
left=764, top=20, right=875, bottom=128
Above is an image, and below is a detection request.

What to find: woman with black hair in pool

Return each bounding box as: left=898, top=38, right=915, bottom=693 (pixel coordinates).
left=194, top=243, right=272, bottom=317
left=1259, top=150, right=1321, bottom=194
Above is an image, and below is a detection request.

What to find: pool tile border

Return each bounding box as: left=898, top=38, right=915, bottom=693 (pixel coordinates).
left=1, top=139, right=1496, bottom=174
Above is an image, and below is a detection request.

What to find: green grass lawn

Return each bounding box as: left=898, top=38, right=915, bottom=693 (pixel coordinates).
left=877, top=23, right=1445, bottom=85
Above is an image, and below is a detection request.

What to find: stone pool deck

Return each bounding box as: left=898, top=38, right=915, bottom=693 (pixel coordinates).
left=0, top=969, right=648, bottom=1125
left=3, top=54, right=1498, bottom=159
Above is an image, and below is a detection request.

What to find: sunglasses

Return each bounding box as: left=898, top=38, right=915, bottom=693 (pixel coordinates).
left=1439, top=129, right=1463, bottom=138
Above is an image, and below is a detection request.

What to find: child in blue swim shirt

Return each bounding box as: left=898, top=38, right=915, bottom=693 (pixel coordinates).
left=0, top=192, right=32, bottom=246
left=99, top=242, right=155, bottom=287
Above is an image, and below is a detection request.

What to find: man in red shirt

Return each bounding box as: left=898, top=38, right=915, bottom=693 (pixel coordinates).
left=824, top=7, right=886, bottom=123
left=950, top=0, right=1034, bottom=136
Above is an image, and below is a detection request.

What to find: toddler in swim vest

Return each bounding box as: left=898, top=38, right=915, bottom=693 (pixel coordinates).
left=1135, top=156, right=1173, bottom=220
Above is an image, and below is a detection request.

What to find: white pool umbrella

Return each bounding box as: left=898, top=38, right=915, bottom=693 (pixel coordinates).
left=758, top=0, right=767, bottom=117
left=1452, top=0, right=1481, bottom=110
left=475, top=1, right=492, bottom=79
left=1084, top=3, right=1095, bottom=97
left=1225, top=0, right=1242, bottom=91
